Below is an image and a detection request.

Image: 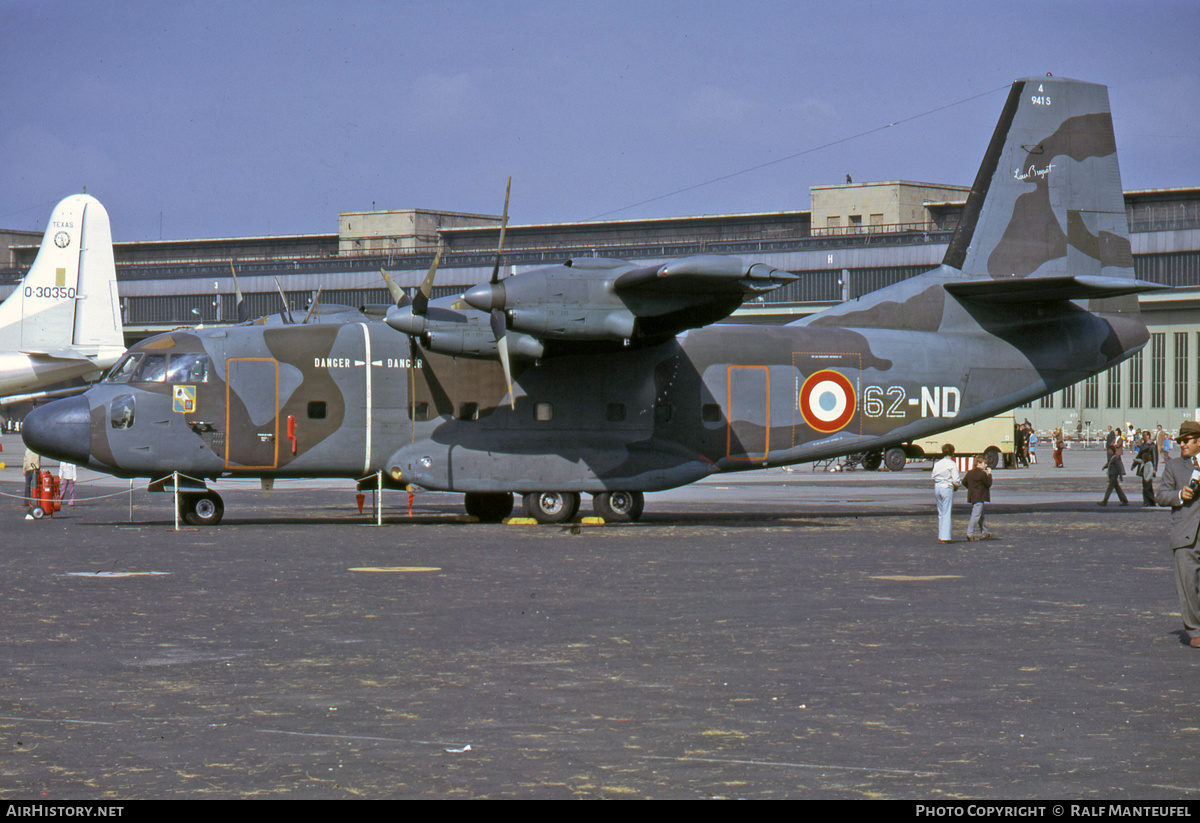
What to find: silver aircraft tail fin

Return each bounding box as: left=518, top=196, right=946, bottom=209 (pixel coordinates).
left=943, top=77, right=1134, bottom=283
left=0, top=194, right=124, bottom=355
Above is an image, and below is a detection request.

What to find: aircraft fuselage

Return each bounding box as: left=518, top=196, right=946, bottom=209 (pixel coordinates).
left=20, top=78, right=1160, bottom=524
left=36, top=273, right=1147, bottom=493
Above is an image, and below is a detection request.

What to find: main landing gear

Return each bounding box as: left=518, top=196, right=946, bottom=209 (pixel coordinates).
left=592, top=490, right=644, bottom=522
left=463, top=492, right=515, bottom=523
left=501, top=490, right=645, bottom=524
left=522, top=491, right=580, bottom=524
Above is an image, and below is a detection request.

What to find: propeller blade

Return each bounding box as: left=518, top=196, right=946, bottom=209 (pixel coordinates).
left=230, top=261, right=248, bottom=323
left=491, top=308, right=515, bottom=410
left=274, top=277, right=295, bottom=324
left=302, top=287, right=323, bottom=324
left=489, top=306, right=507, bottom=340
left=412, top=248, right=443, bottom=316
left=496, top=334, right=515, bottom=411
left=380, top=268, right=405, bottom=305
left=489, top=176, right=511, bottom=285
left=409, top=333, right=418, bottom=441
left=480, top=178, right=515, bottom=407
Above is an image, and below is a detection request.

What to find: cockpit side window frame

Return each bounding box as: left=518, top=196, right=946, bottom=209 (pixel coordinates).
left=105, top=353, right=143, bottom=384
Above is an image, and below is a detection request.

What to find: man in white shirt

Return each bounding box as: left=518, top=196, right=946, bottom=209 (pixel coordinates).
left=932, top=443, right=961, bottom=545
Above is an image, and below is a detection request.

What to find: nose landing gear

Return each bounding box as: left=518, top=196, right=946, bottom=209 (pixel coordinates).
left=177, top=490, right=224, bottom=526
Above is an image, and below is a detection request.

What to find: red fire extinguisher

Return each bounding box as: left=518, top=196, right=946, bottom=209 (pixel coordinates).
left=31, top=469, right=54, bottom=519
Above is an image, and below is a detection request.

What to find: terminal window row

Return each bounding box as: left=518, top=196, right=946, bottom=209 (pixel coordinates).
left=1027, top=332, right=1197, bottom=413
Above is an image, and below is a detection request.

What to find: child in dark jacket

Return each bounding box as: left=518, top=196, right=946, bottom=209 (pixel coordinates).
left=964, top=456, right=995, bottom=541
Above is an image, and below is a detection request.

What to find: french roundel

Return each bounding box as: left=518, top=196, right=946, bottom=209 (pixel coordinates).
left=799, top=370, right=856, bottom=433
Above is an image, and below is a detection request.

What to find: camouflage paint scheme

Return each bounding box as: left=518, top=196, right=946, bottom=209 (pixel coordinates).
left=23, top=77, right=1162, bottom=522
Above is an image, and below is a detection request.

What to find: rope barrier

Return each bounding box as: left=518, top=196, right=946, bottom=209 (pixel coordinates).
left=0, top=476, right=393, bottom=503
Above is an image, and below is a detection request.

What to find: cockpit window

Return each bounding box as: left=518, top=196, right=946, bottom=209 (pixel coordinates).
left=167, top=353, right=210, bottom=383
left=105, top=351, right=212, bottom=384
left=105, top=353, right=142, bottom=384
left=134, top=354, right=168, bottom=383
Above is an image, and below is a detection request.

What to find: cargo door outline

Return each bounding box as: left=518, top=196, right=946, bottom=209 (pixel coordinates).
left=726, top=365, right=769, bottom=461
left=225, top=357, right=279, bottom=470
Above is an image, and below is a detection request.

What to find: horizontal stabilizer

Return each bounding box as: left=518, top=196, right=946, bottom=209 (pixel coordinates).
left=19, top=348, right=98, bottom=361
left=945, top=275, right=1166, bottom=304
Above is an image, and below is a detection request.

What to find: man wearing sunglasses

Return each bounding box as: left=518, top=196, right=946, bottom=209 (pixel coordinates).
left=1155, top=421, right=1200, bottom=648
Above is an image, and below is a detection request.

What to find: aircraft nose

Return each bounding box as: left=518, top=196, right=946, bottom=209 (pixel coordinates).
left=22, top=396, right=91, bottom=466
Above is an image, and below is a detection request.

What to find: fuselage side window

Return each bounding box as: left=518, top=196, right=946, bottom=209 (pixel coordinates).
left=110, top=395, right=135, bottom=429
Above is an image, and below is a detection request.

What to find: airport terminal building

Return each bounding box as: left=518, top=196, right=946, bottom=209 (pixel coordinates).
left=3, top=181, right=1198, bottom=435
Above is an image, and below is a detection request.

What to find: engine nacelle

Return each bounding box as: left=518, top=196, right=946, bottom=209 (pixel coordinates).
left=505, top=308, right=636, bottom=343
left=422, top=327, right=497, bottom=358
left=421, top=327, right=544, bottom=361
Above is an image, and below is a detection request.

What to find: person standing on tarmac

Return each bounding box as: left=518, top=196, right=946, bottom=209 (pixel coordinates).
left=1132, top=432, right=1157, bottom=507
left=932, top=444, right=962, bottom=544
left=964, top=455, right=995, bottom=541
left=1100, top=442, right=1130, bottom=506
left=58, top=461, right=76, bottom=506
left=22, top=447, right=40, bottom=511
left=1154, top=420, right=1200, bottom=648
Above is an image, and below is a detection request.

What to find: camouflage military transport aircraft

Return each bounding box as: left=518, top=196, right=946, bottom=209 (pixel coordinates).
left=1, top=194, right=125, bottom=405
left=23, top=77, right=1161, bottom=525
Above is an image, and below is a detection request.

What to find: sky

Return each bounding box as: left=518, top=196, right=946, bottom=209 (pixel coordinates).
left=2, top=0, right=1197, bottom=241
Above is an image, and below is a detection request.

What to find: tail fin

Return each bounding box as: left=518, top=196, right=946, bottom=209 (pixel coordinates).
left=0, top=194, right=124, bottom=355
left=943, top=77, right=1134, bottom=283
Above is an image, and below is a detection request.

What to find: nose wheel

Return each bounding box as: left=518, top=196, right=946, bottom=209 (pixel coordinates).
left=177, top=490, right=224, bottom=526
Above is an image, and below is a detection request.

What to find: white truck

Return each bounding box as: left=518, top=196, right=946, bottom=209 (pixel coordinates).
left=861, top=411, right=1017, bottom=471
